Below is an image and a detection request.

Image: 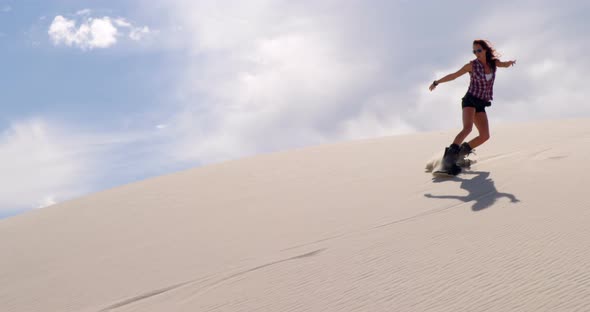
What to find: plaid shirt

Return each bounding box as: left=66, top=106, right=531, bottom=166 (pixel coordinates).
left=467, top=59, right=495, bottom=101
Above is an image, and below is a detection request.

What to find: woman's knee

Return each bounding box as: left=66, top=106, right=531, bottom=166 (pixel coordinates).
left=480, top=132, right=490, bottom=141
left=462, top=125, right=473, bottom=135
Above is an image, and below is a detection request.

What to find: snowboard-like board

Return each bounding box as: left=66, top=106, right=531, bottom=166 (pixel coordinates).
left=431, top=159, right=477, bottom=177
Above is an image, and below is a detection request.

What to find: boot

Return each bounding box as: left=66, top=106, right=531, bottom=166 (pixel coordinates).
left=441, top=144, right=461, bottom=174
left=458, top=142, right=473, bottom=158
left=457, top=142, right=474, bottom=168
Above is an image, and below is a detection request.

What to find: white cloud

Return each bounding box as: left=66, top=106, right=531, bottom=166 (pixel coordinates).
left=48, top=15, right=118, bottom=50
left=114, top=18, right=132, bottom=28
left=37, top=196, right=57, bottom=209
left=86, top=17, right=119, bottom=48
left=48, top=13, right=151, bottom=50
left=76, top=9, right=91, bottom=16
left=0, top=118, right=169, bottom=213
left=147, top=1, right=399, bottom=164
left=341, top=109, right=416, bottom=140
left=112, top=17, right=152, bottom=40
left=129, top=26, right=151, bottom=41
left=0, top=119, right=90, bottom=211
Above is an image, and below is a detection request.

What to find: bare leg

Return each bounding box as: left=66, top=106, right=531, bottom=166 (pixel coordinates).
left=452, top=107, right=475, bottom=145
left=468, top=112, right=490, bottom=149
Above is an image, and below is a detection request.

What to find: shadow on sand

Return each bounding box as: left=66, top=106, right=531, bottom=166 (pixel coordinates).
left=425, top=171, right=520, bottom=211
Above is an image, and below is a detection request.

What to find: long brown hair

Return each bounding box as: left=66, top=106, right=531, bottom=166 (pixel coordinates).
left=473, top=39, right=500, bottom=72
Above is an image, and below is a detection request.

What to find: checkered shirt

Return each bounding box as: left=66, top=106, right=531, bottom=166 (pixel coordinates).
left=467, top=59, right=495, bottom=101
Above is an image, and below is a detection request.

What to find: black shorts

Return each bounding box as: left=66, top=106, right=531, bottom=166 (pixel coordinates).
left=462, top=92, right=491, bottom=113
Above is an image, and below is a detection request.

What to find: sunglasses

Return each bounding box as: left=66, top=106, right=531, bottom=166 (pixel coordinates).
left=473, top=48, right=483, bottom=54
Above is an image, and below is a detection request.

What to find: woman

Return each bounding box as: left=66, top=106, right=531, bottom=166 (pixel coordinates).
left=429, top=39, right=516, bottom=175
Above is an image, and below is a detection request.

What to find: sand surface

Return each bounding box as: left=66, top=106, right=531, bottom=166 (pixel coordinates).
left=2, top=117, right=590, bottom=312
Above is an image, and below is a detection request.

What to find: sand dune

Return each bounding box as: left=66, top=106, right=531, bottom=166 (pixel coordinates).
left=2, top=117, right=590, bottom=312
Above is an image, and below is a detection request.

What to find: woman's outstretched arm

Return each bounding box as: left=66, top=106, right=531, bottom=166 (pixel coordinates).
left=496, top=59, right=517, bottom=68
left=429, top=63, right=471, bottom=91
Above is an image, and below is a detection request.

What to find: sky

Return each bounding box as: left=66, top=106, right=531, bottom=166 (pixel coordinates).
left=1, top=0, right=589, bottom=218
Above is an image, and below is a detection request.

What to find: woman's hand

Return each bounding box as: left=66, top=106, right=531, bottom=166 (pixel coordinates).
left=429, top=80, right=438, bottom=91
left=498, top=60, right=517, bottom=67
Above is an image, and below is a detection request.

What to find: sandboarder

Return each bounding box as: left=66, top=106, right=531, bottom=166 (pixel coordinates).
left=429, top=39, right=516, bottom=176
